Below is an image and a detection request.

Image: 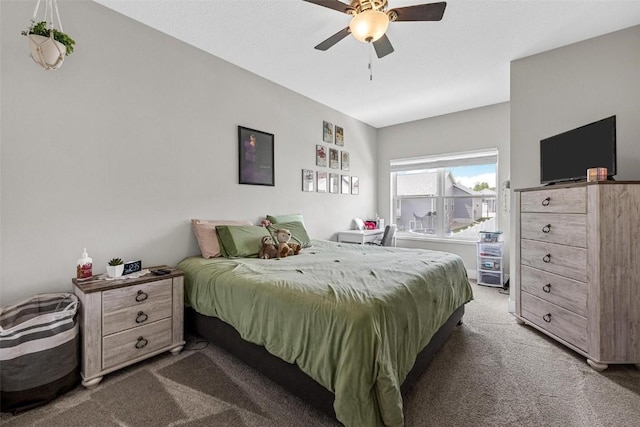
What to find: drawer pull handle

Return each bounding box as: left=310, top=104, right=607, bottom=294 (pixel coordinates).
left=543, top=313, right=552, bottom=323
left=543, top=283, right=552, bottom=293
left=135, top=311, right=148, bottom=324
left=542, top=224, right=551, bottom=233
left=541, top=197, right=550, bottom=206
left=135, top=336, right=148, bottom=349
left=542, top=254, right=551, bottom=263
left=135, top=290, right=148, bottom=302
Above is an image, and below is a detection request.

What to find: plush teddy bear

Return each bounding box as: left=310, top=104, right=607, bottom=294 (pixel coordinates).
left=274, top=228, right=302, bottom=258
left=258, top=235, right=279, bottom=259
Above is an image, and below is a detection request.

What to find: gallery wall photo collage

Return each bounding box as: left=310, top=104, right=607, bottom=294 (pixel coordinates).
left=302, top=121, right=359, bottom=195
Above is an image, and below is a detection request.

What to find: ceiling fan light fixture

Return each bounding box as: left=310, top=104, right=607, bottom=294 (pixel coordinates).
left=349, top=9, right=389, bottom=43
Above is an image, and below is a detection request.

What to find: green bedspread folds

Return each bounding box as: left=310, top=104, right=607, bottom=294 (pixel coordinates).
left=177, top=239, right=473, bottom=427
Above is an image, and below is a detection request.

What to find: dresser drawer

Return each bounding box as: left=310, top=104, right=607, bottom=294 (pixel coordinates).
left=521, top=266, right=587, bottom=316
left=520, top=187, right=586, bottom=213
left=520, top=213, right=586, bottom=248
left=103, top=298, right=172, bottom=336
left=103, top=279, right=172, bottom=315
left=521, top=293, right=587, bottom=351
left=102, top=318, right=172, bottom=370
left=521, top=239, right=586, bottom=282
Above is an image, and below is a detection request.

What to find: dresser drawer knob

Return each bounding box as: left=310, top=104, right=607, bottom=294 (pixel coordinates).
left=543, top=313, right=552, bottom=323
left=135, top=336, right=148, bottom=349
left=542, top=254, right=551, bottom=263
left=543, top=284, right=552, bottom=293
left=135, top=311, right=148, bottom=324
left=135, top=290, right=148, bottom=302
left=541, top=197, right=551, bottom=206
left=542, top=224, right=551, bottom=233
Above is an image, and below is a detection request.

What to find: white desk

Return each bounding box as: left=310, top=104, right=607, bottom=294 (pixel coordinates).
left=337, top=229, right=384, bottom=245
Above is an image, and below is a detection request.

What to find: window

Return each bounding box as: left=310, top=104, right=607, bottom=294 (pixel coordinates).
left=391, top=149, right=499, bottom=241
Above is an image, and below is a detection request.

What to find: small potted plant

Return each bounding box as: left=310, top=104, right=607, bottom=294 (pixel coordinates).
left=21, top=20, right=75, bottom=70
left=106, top=258, right=124, bottom=278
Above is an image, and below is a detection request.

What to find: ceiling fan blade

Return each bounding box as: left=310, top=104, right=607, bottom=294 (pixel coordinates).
left=389, top=2, right=447, bottom=22
left=373, top=34, right=394, bottom=58
left=302, top=0, right=352, bottom=14
left=315, top=27, right=351, bottom=51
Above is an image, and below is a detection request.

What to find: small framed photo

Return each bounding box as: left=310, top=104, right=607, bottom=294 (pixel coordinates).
left=238, top=126, right=274, bottom=186
left=351, top=176, right=359, bottom=195
left=335, top=126, right=344, bottom=146
left=341, top=175, right=350, bottom=194
left=323, top=121, right=333, bottom=143
left=302, top=169, right=314, bottom=192
left=329, top=173, right=339, bottom=193
left=316, top=145, right=327, bottom=167
left=329, top=148, right=339, bottom=169
left=341, top=151, right=350, bottom=171
left=317, top=171, right=328, bottom=193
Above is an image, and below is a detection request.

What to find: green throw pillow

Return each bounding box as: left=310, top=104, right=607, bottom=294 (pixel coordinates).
left=266, top=213, right=305, bottom=226
left=268, top=221, right=311, bottom=248
left=215, top=225, right=270, bottom=258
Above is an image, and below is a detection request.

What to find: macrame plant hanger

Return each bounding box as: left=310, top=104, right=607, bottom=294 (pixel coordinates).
left=26, top=0, right=66, bottom=70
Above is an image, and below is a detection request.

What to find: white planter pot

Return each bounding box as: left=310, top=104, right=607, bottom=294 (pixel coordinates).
left=28, top=34, right=66, bottom=70
left=106, top=264, right=124, bottom=278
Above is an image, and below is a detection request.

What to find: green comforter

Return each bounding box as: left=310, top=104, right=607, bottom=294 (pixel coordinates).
left=177, top=239, right=473, bottom=426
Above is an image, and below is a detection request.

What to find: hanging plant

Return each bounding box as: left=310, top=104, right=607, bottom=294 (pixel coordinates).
left=22, top=21, right=75, bottom=55
left=21, top=0, right=76, bottom=70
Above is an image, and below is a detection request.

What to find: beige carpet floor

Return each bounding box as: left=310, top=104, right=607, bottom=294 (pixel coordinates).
left=2, top=282, right=639, bottom=426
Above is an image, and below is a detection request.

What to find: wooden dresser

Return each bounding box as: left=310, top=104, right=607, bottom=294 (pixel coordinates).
left=514, top=182, right=640, bottom=371
left=72, top=267, right=185, bottom=387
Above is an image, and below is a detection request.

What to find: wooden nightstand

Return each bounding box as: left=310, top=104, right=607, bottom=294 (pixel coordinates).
left=72, top=266, right=185, bottom=388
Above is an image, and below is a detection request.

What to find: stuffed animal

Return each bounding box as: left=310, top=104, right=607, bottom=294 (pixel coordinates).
left=258, top=235, right=279, bottom=259
left=274, top=228, right=296, bottom=258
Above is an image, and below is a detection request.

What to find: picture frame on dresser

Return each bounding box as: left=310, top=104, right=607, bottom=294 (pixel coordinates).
left=238, top=126, right=274, bottom=186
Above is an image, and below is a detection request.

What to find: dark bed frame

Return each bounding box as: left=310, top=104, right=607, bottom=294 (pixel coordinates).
left=185, top=304, right=465, bottom=419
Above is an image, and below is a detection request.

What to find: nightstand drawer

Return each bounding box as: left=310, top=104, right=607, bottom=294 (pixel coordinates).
left=521, top=293, right=587, bottom=351
left=520, top=187, right=586, bottom=213
left=103, top=279, right=172, bottom=315
left=103, top=299, right=172, bottom=336
left=102, top=318, right=172, bottom=370
left=521, top=239, right=586, bottom=282
left=521, top=266, right=587, bottom=316
left=520, top=213, right=586, bottom=248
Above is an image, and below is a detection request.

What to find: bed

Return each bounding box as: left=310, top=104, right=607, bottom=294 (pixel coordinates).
left=177, top=237, right=473, bottom=427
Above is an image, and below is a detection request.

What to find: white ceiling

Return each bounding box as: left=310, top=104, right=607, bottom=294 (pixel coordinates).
left=94, top=0, right=640, bottom=128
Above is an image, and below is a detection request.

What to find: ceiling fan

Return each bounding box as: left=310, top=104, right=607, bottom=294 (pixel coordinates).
left=303, top=0, right=447, bottom=58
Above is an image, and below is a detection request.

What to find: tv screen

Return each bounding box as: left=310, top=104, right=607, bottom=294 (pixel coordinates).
left=540, top=116, right=616, bottom=184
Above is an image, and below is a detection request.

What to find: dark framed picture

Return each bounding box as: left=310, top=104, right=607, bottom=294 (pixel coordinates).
left=335, top=126, right=344, bottom=146
left=238, top=126, right=274, bottom=186
left=323, top=121, right=333, bottom=143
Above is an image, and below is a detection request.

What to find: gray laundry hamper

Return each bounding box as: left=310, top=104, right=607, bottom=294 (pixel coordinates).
left=0, top=293, right=80, bottom=413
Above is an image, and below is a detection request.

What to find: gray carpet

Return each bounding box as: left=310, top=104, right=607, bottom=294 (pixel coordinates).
left=2, top=282, right=639, bottom=426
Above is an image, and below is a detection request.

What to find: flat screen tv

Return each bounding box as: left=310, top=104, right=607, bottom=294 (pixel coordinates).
left=540, top=116, right=616, bottom=184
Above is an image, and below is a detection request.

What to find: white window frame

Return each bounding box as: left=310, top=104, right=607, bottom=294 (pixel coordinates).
left=390, top=148, right=499, bottom=242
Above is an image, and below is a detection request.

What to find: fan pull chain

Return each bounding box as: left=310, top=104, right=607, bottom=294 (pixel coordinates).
left=368, top=43, right=374, bottom=81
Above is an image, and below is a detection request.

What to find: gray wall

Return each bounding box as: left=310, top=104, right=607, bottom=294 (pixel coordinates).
left=377, top=103, right=511, bottom=275
left=0, top=0, right=377, bottom=304
left=509, top=25, right=640, bottom=310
